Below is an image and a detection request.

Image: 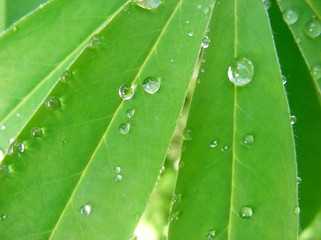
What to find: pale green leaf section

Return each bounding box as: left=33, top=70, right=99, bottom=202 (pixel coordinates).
left=168, top=0, right=298, bottom=239
left=277, top=0, right=321, bottom=94
left=0, top=0, right=214, bottom=239
left=0, top=0, right=5, bottom=30
left=300, top=209, right=321, bottom=240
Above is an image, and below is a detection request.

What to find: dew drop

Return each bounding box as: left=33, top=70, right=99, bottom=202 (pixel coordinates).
left=169, top=211, right=179, bottom=222
left=203, top=7, right=210, bottom=15
left=45, top=96, right=61, bottom=111
left=210, top=140, right=218, bottom=148
left=0, top=125, right=5, bottom=130
left=206, top=229, right=216, bottom=239
left=239, top=206, right=253, bottom=219
left=263, top=0, right=271, bottom=10
left=228, top=57, right=254, bottom=86
left=0, top=215, right=6, bottom=220
left=197, top=4, right=203, bottom=9
left=60, top=70, right=73, bottom=83
left=114, top=166, right=121, bottom=174
left=201, top=35, right=210, bottom=48
left=80, top=205, right=91, bottom=216
left=304, top=20, right=321, bottom=39
left=126, top=109, right=136, bottom=118
left=291, top=115, right=297, bottom=125
left=311, top=65, right=321, bottom=80
left=171, top=193, right=182, bottom=204
left=31, top=127, right=44, bottom=138
left=133, top=0, right=162, bottom=9
left=187, top=31, right=194, bottom=37
left=200, top=68, right=206, bottom=73
left=7, top=140, right=25, bottom=155
left=283, top=9, right=299, bottom=25
left=294, top=207, right=300, bottom=214
left=170, top=58, right=175, bottom=63
left=114, top=174, right=123, bottom=182
left=297, top=176, right=302, bottom=184
left=9, top=24, right=17, bottom=32
left=119, top=123, right=131, bottom=135
left=242, top=135, right=254, bottom=146
left=183, top=128, right=193, bottom=141
left=16, top=113, right=21, bottom=117
left=142, top=76, right=161, bottom=94
left=282, top=75, right=287, bottom=85
left=185, top=20, right=190, bottom=24
left=119, top=84, right=135, bottom=100
left=88, top=34, right=102, bottom=48
left=221, top=146, right=228, bottom=152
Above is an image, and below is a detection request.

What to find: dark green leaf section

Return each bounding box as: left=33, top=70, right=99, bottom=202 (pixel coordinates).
left=277, top=0, right=321, bottom=93
left=0, top=0, right=214, bottom=239
left=168, top=0, right=298, bottom=239
left=270, top=0, right=321, bottom=232
left=0, top=0, right=128, bottom=153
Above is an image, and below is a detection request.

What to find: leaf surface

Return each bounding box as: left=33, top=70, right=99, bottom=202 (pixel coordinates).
left=168, top=0, right=299, bottom=239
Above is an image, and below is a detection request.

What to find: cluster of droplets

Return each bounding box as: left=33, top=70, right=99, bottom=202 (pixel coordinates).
left=206, top=229, right=216, bottom=239
left=114, top=166, right=123, bottom=182
left=88, top=34, right=102, bottom=49
left=7, top=139, right=25, bottom=156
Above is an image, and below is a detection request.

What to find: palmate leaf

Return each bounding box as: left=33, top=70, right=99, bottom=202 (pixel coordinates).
left=168, top=0, right=298, bottom=239
left=0, top=0, right=214, bottom=239
left=0, top=0, right=129, bottom=154
left=277, top=0, right=321, bottom=94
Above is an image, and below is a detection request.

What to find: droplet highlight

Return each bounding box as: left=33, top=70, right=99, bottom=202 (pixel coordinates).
left=264, top=0, right=271, bottom=10
left=291, top=115, right=297, bottom=125
left=206, top=229, right=216, bottom=239
left=142, top=76, right=161, bottom=94
left=119, top=123, right=131, bottom=135
left=283, top=9, right=299, bottom=25
left=114, top=166, right=121, bottom=174
left=80, top=205, right=91, bottom=216
left=311, top=65, right=321, bottom=80
left=228, top=57, right=254, bottom=86
left=133, top=0, right=162, bottom=9
left=119, top=84, right=135, bottom=100
left=183, top=128, right=193, bottom=141
left=242, top=135, right=254, bottom=146
left=210, top=140, right=218, bottom=148
left=31, top=128, right=44, bottom=138
left=88, top=34, right=102, bottom=48
left=7, top=140, right=25, bottom=155
left=114, top=174, right=123, bottom=182
left=201, top=35, right=210, bottom=48
left=45, top=96, right=61, bottom=111
left=60, top=70, right=73, bottom=83
left=239, top=206, right=253, bottom=219
left=126, top=109, right=136, bottom=118
left=304, top=20, right=321, bottom=39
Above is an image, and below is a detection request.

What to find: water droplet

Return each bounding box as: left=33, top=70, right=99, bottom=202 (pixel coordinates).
left=170, top=58, right=175, bottom=63
left=282, top=75, right=287, bottom=85
left=114, top=166, right=121, bottom=173
left=185, top=20, right=190, bottom=24
left=201, top=35, right=210, bottom=48
left=16, top=113, right=21, bottom=117
left=126, top=109, right=135, bottom=118
left=172, top=193, right=182, bottom=204
left=159, top=165, right=165, bottom=174
left=0, top=125, right=5, bottom=130
left=7, top=140, right=25, bottom=155
left=119, top=84, right=135, bottom=100
left=9, top=24, right=17, bottom=32
left=61, top=140, right=67, bottom=145
left=142, top=76, right=161, bottom=94
left=119, top=123, right=131, bottom=135
left=200, top=68, right=206, bottom=73
left=183, top=128, right=193, bottom=141
left=45, top=96, right=61, bottom=111
left=221, top=146, right=228, bottom=152
left=0, top=215, right=6, bottom=220
left=283, top=9, right=299, bottom=25
left=297, top=176, right=302, bottom=184
left=197, top=4, right=203, bottom=9
left=88, top=34, right=102, bottom=48
left=206, top=229, right=216, bottom=239
left=311, top=65, right=321, bottom=80
left=291, top=115, right=297, bottom=125
left=239, top=206, right=253, bottom=219
left=210, top=140, right=218, bottom=148
left=80, top=205, right=91, bottom=216
left=133, top=0, right=162, bottom=9
left=31, top=127, right=44, bottom=138
left=294, top=207, right=300, bottom=214
left=263, top=0, right=271, bottom=10
left=242, top=135, right=254, bottom=146
left=304, top=20, right=321, bottom=39
left=170, top=211, right=179, bottom=222
left=228, top=57, right=254, bottom=86
left=203, top=7, right=210, bottom=15
left=187, top=31, right=194, bottom=37
left=60, top=70, right=73, bottom=83
left=114, top=174, right=123, bottom=182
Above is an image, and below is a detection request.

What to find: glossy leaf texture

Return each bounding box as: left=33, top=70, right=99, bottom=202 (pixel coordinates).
left=269, top=0, right=321, bottom=232
left=0, top=0, right=129, bottom=153
left=0, top=0, right=215, bottom=239
left=277, top=0, right=321, bottom=93
left=168, top=0, right=298, bottom=239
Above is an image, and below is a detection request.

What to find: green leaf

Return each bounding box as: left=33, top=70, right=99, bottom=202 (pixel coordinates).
left=168, top=1, right=298, bottom=239
left=0, top=0, right=214, bottom=239
left=0, top=0, right=129, bottom=154
left=300, top=210, right=321, bottom=240
left=269, top=0, right=321, bottom=232
left=277, top=0, right=321, bottom=93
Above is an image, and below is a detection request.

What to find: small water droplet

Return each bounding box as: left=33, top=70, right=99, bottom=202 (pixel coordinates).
left=206, top=229, right=216, bottom=239
left=197, top=78, right=201, bottom=84
left=311, top=65, right=321, bottom=80
left=0, top=215, right=6, bottom=220
left=297, top=176, right=302, bottom=184
left=0, top=125, right=5, bottom=130
left=291, top=115, right=297, bottom=125
left=16, top=113, right=21, bottom=117
left=263, top=0, right=271, bottom=10
left=202, top=57, right=207, bottom=63
left=126, top=109, right=136, bottom=118
left=239, top=206, right=253, bottom=219
left=197, top=4, right=203, bottom=9
left=221, top=146, right=228, bottom=152
left=142, top=76, right=161, bottom=94
left=88, top=34, right=102, bottom=48
left=31, top=127, right=44, bottom=138
left=60, top=70, right=73, bottom=83
left=201, top=35, right=210, bottom=48
left=119, top=123, right=131, bottom=135
left=228, top=57, right=254, bottom=86
left=7, top=140, right=25, bottom=155
left=294, top=207, right=300, bottom=214
left=282, top=75, right=287, bottom=85
left=80, top=205, right=91, bottom=216
left=283, top=9, right=299, bottom=25
left=242, top=135, right=254, bottom=146
left=203, top=7, right=210, bottom=15
left=172, top=193, right=182, bottom=204
left=45, top=96, right=61, bottom=111
left=185, top=20, right=190, bottom=24
left=119, top=84, right=135, bottom=100
left=304, top=20, right=321, bottom=39
left=170, top=211, right=179, bottom=222
left=9, top=24, right=17, bottom=32
left=183, top=128, right=193, bottom=141
left=159, top=165, right=165, bottom=174
left=114, top=174, right=123, bottom=182
left=210, top=140, right=218, bottom=148
left=170, top=58, right=175, bottom=63
left=114, top=166, right=121, bottom=173
left=133, top=0, right=162, bottom=9
left=187, top=31, right=194, bottom=37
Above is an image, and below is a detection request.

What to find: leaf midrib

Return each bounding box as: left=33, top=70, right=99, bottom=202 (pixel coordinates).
left=48, top=1, right=183, bottom=238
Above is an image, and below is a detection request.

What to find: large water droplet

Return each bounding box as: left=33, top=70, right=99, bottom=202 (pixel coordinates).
left=8, top=140, right=25, bottom=155
left=183, top=128, right=193, bottom=141
left=80, top=205, right=91, bottom=216
left=242, top=135, right=254, bottom=146
left=228, top=57, right=254, bottom=86
left=210, top=140, right=218, bottom=148
left=119, top=123, right=131, bottom=135
left=291, top=115, right=297, bottom=125
left=45, top=96, right=61, bottom=111
left=31, top=128, right=44, bottom=138
left=60, top=70, right=73, bottom=83
left=88, top=34, right=102, bottom=48
left=283, top=9, right=299, bottom=25
left=133, top=0, right=162, bottom=9
left=114, top=174, right=123, bottom=182
left=142, top=76, right=161, bottom=94
left=119, top=84, right=135, bottom=100
left=239, top=206, right=253, bottom=219
left=201, top=35, right=210, bottom=48
left=206, top=229, right=216, bottom=239
left=311, top=65, right=321, bottom=80
left=127, top=109, right=135, bottom=118
left=304, top=20, right=321, bottom=39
